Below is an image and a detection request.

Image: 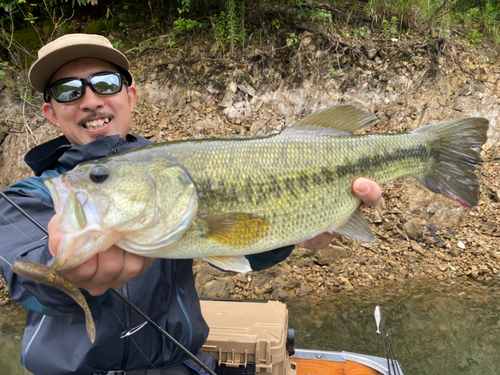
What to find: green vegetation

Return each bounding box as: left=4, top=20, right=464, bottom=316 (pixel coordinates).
left=212, top=0, right=246, bottom=55
left=173, top=0, right=203, bottom=34
left=0, top=0, right=498, bottom=87
left=286, top=32, right=300, bottom=46
left=366, top=0, right=500, bottom=44
left=381, top=16, right=399, bottom=40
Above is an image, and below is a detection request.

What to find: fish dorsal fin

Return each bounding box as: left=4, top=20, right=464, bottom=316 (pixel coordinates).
left=200, top=212, right=271, bottom=247
left=334, top=207, right=376, bottom=242
left=203, top=255, right=252, bottom=272
left=285, top=104, right=378, bottom=135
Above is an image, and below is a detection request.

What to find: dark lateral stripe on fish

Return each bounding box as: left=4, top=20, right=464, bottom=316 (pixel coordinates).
left=197, top=143, right=431, bottom=207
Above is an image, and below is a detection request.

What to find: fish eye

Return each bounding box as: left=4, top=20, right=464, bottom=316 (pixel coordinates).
left=89, top=166, right=109, bottom=183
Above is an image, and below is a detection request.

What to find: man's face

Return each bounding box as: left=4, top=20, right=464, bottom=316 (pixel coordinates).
left=42, top=58, right=137, bottom=147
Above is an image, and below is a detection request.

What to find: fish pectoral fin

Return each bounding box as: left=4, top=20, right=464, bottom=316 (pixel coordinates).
left=203, top=255, right=252, bottom=272
left=200, top=212, right=270, bottom=247
left=334, top=207, right=376, bottom=242
left=285, top=104, right=377, bottom=135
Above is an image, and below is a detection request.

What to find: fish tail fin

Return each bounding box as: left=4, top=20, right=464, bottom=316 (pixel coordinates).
left=413, top=117, right=489, bottom=210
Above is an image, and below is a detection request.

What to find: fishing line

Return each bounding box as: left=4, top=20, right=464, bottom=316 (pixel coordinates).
left=0, top=191, right=49, bottom=235
left=0, top=255, right=12, bottom=267
left=0, top=192, right=217, bottom=375
left=0, top=211, right=38, bottom=243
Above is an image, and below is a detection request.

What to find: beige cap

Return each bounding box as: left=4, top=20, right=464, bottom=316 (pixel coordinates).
left=29, top=33, right=132, bottom=93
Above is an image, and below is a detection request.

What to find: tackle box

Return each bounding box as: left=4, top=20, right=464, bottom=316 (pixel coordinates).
left=200, top=300, right=296, bottom=375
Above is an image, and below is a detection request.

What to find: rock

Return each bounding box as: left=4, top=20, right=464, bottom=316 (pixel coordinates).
left=0, top=124, right=9, bottom=144
left=298, top=283, right=310, bottom=297
left=448, top=247, right=462, bottom=257
left=459, top=82, right=473, bottom=96
left=237, top=82, right=256, bottom=97
left=491, top=142, right=500, bottom=161
left=435, top=252, right=447, bottom=260
left=271, top=288, right=292, bottom=300
left=410, top=241, right=426, bottom=256
left=199, top=277, right=235, bottom=299
left=236, top=273, right=248, bottom=283
left=403, top=220, right=425, bottom=240
left=219, top=89, right=234, bottom=108
left=342, top=279, right=354, bottom=290
left=250, top=119, right=269, bottom=134
left=426, top=201, right=465, bottom=227
left=250, top=274, right=275, bottom=288
left=312, top=246, right=348, bottom=266
left=363, top=42, right=377, bottom=59
left=479, top=265, right=489, bottom=274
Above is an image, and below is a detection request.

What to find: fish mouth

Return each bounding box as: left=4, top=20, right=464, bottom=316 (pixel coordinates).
left=45, top=176, right=87, bottom=232
left=44, top=176, right=114, bottom=270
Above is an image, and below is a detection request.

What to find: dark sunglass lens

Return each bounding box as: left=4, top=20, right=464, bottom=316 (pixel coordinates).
left=52, top=79, right=83, bottom=102
left=91, top=74, right=121, bottom=94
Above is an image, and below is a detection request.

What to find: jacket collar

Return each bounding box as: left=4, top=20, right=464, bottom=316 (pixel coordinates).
left=25, top=134, right=150, bottom=176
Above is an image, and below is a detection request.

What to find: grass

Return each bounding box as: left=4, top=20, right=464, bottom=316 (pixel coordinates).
left=363, top=0, right=500, bottom=45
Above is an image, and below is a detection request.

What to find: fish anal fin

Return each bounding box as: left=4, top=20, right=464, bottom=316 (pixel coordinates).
left=204, top=255, right=252, bottom=273
left=287, top=104, right=378, bottom=134
left=334, top=207, right=375, bottom=242
left=200, top=212, right=270, bottom=247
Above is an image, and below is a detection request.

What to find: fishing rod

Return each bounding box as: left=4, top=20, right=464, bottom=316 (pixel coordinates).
left=375, top=305, right=402, bottom=375
left=0, top=190, right=217, bottom=375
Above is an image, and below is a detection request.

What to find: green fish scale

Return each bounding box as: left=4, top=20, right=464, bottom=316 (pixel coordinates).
left=152, top=130, right=431, bottom=258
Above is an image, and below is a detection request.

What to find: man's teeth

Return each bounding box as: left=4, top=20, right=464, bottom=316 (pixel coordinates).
left=84, top=118, right=110, bottom=129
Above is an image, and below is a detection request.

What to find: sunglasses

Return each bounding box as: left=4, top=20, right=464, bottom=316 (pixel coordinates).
left=44, top=72, right=129, bottom=103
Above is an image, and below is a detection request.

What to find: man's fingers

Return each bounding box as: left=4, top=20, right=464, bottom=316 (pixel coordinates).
left=47, top=215, right=62, bottom=257
left=89, top=246, right=125, bottom=285
left=296, top=232, right=336, bottom=250
left=353, top=178, right=382, bottom=207
left=120, top=252, right=153, bottom=281
left=77, top=249, right=153, bottom=296
left=66, top=256, right=98, bottom=283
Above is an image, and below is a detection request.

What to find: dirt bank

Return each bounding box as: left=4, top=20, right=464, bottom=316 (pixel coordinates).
left=0, top=29, right=499, bottom=302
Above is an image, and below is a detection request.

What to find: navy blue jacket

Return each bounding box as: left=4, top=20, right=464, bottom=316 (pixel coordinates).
left=0, top=134, right=293, bottom=374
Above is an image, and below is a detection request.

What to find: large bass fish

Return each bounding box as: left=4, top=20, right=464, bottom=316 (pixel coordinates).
left=45, top=104, right=488, bottom=273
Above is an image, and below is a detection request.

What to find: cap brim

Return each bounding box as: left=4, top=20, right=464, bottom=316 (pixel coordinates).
left=29, top=44, right=131, bottom=93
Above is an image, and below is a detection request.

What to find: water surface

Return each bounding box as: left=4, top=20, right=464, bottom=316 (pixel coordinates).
left=0, top=303, right=29, bottom=375
left=287, top=280, right=500, bottom=375
left=2, top=280, right=500, bottom=375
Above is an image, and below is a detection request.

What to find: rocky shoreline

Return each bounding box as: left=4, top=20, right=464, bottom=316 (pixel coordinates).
left=0, top=34, right=499, bottom=303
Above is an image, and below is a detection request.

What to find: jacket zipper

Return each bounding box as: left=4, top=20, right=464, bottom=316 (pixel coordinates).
left=174, top=262, right=194, bottom=350
left=121, top=284, right=131, bottom=370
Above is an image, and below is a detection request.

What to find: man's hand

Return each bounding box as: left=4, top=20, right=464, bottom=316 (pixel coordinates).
left=48, top=215, right=153, bottom=296
left=296, top=177, right=382, bottom=250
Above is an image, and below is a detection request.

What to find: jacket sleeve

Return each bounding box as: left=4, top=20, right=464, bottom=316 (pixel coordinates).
left=245, top=245, right=294, bottom=271
left=0, top=188, right=101, bottom=316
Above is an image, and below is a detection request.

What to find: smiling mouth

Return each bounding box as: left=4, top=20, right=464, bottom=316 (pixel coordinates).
left=83, top=118, right=110, bottom=130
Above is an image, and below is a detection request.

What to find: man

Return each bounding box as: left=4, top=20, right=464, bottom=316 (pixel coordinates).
left=0, top=34, right=382, bottom=374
